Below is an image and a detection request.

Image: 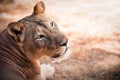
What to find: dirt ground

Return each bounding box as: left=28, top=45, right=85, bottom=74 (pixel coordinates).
left=0, top=0, right=120, bottom=80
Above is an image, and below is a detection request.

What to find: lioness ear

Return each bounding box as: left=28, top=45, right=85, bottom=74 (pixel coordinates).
left=33, top=1, right=45, bottom=15
left=7, top=22, right=25, bottom=42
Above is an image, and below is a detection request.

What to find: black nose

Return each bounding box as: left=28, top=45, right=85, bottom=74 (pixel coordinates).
left=59, top=39, right=68, bottom=46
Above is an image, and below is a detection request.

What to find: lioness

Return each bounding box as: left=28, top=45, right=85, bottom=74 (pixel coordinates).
left=0, top=1, right=70, bottom=80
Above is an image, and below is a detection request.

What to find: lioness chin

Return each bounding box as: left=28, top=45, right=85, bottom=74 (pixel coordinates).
left=0, top=1, right=70, bottom=80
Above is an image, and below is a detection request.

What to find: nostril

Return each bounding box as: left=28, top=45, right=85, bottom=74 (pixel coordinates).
left=60, top=39, right=68, bottom=46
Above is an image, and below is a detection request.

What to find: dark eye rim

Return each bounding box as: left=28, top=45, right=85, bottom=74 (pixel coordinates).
left=50, top=21, right=54, bottom=27
left=36, top=34, right=45, bottom=40
left=50, top=21, right=58, bottom=29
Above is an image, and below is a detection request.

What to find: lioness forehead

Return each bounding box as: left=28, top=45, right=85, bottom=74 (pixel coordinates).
left=20, top=15, right=57, bottom=32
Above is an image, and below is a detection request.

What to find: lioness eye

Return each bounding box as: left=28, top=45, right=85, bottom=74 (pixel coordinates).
left=50, top=21, right=55, bottom=28
left=36, top=35, right=44, bottom=40
left=50, top=21, right=54, bottom=26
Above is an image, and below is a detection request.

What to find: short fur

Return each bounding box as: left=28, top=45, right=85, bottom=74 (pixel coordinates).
left=0, top=1, right=69, bottom=80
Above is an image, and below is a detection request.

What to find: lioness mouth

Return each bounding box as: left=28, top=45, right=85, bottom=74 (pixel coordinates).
left=51, top=47, right=68, bottom=58
left=51, top=54, right=60, bottom=58
left=51, top=47, right=70, bottom=63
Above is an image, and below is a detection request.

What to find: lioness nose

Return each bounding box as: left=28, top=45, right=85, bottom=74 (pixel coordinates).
left=59, top=39, right=68, bottom=46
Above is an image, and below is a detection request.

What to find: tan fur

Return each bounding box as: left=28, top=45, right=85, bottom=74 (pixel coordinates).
left=0, top=1, right=69, bottom=80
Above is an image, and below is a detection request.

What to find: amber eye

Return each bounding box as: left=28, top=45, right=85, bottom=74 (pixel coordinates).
left=36, top=34, right=45, bottom=40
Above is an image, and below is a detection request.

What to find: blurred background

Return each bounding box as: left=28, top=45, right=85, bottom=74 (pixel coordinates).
left=0, top=0, right=120, bottom=80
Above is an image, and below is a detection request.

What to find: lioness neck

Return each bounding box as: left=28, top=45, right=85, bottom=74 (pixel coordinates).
left=0, top=30, right=40, bottom=80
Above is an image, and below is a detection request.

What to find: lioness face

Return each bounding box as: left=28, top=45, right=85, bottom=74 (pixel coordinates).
left=7, top=1, right=70, bottom=62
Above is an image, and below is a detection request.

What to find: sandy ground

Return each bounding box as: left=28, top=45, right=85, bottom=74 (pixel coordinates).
left=0, top=0, right=120, bottom=80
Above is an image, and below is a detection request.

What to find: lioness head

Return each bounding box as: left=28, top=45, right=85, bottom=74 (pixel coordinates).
left=7, top=1, right=70, bottom=63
